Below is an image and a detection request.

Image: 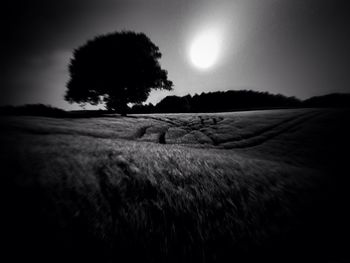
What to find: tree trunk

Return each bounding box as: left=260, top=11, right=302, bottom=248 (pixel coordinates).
left=120, top=103, right=128, bottom=117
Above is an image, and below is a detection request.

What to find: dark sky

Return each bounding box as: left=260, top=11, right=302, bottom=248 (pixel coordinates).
left=1, top=0, right=349, bottom=109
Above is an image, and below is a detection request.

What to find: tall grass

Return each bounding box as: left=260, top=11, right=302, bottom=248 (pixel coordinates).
left=1, top=108, right=349, bottom=263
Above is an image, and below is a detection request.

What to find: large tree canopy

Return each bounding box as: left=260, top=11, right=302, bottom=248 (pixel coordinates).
left=65, top=31, right=173, bottom=114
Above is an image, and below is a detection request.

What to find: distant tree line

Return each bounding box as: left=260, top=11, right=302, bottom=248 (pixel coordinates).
left=0, top=104, right=67, bottom=117
left=0, top=104, right=110, bottom=118
left=131, top=90, right=301, bottom=114
left=131, top=91, right=350, bottom=114
left=1, top=92, right=349, bottom=117
left=302, top=93, right=350, bottom=108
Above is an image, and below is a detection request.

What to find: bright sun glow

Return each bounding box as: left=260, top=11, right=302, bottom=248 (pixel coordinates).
left=189, top=30, right=221, bottom=70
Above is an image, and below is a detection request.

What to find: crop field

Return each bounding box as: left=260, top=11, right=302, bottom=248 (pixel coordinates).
left=1, top=108, right=350, bottom=263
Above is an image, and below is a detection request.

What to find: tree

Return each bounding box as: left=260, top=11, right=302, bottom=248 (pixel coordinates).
left=65, top=31, right=173, bottom=115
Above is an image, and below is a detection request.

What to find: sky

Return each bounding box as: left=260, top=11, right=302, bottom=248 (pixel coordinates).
left=1, top=0, right=349, bottom=110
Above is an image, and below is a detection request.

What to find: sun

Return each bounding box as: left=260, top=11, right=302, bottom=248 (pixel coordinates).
left=189, top=30, right=221, bottom=70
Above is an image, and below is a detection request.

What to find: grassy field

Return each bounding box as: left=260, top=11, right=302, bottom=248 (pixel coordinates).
left=1, top=108, right=349, bottom=262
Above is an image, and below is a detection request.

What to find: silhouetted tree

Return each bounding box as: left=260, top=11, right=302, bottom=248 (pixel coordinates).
left=65, top=31, right=173, bottom=115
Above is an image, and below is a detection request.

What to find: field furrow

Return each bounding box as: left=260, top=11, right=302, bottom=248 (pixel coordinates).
left=1, top=108, right=349, bottom=263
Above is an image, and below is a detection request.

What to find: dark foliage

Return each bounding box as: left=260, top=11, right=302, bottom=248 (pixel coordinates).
left=65, top=31, right=173, bottom=115
left=0, top=104, right=66, bottom=117
left=156, top=94, right=192, bottom=113
left=131, top=90, right=302, bottom=113
left=303, top=93, right=350, bottom=108
left=130, top=103, right=155, bottom=114
left=1, top=92, right=349, bottom=118
left=0, top=105, right=119, bottom=118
